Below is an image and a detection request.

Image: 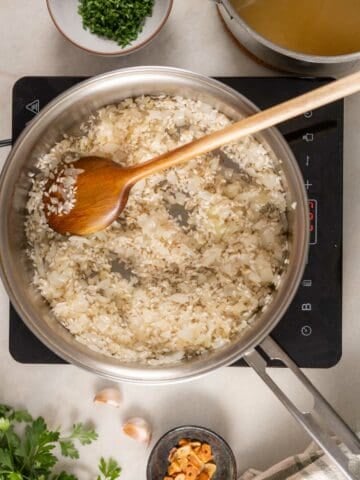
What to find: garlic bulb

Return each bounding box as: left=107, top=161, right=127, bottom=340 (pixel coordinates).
left=122, top=417, right=151, bottom=444
left=94, top=388, right=122, bottom=408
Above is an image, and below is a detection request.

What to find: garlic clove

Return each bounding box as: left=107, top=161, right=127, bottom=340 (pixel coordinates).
left=94, top=388, right=122, bottom=408
left=122, top=417, right=152, bottom=444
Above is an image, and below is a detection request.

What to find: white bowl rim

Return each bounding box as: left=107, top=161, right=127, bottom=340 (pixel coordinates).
left=46, top=0, right=173, bottom=56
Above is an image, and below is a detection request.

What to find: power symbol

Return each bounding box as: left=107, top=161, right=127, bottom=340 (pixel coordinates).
left=301, top=325, right=312, bottom=336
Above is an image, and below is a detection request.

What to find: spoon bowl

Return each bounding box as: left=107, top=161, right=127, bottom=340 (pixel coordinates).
left=45, top=156, right=132, bottom=235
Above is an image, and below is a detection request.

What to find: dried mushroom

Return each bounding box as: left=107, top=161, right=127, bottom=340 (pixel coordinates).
left=163, top=439, right=217, bottom=480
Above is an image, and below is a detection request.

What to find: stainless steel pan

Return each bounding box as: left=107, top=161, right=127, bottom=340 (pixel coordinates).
left=0, top=67, right=359, bottom=477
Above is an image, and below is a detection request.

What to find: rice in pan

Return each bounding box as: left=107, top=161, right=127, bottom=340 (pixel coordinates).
left=25, top=95, right=289, bottom=365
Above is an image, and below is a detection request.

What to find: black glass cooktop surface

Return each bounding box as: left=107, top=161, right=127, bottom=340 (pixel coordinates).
left=10, top=76, right=343, bottom=367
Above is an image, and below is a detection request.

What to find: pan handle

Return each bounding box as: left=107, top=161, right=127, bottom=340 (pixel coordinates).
left=245, top=336, right=360, bottom=480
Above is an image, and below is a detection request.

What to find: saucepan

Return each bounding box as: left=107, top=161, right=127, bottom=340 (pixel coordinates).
left=0, top=67, right=358, bottom=478
left=215, top=0, right=360, bottom=75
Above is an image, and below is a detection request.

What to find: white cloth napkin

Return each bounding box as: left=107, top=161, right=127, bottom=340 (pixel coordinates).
left=239, top=440, right=360, bottom=480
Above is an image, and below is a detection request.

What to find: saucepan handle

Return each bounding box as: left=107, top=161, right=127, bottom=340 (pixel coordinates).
left=208, top=0, right=235, bottom=20
left=245, top=336, right=360, bottom=480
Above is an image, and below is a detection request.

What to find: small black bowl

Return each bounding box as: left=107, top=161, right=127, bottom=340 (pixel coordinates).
left=147, top=425, right=237, bottom=480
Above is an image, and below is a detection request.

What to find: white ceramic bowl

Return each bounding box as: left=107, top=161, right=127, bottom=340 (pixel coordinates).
left=46, top=0, right=173, bottom=56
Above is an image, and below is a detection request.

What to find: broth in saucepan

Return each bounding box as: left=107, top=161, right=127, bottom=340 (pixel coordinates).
left=230, top=0, right=360, bottom=56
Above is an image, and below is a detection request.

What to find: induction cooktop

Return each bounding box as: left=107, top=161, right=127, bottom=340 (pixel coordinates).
left=9, top=76, right=343, bottom=368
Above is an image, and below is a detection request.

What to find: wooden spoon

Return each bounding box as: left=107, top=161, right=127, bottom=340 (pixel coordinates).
left=45, top=70, right=360, bottom=235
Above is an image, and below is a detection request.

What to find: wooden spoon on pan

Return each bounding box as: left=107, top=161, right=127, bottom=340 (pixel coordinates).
left=45, top=70, right=360, bottom=235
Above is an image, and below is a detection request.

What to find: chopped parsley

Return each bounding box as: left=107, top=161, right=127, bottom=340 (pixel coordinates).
left=78, top=0, right=155, bottom=47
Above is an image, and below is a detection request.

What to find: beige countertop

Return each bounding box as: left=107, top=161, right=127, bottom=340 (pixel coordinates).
left=1, top=1, right=360, bottom=479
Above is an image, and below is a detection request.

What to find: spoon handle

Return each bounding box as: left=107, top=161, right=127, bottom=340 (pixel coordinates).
left=129, top=70, right=360, bottom=183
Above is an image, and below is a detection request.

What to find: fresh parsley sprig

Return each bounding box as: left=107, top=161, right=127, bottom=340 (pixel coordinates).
left=59, top=423, right=98, bottom=459
left=97, top=458, right=122, bottom=480
left=0, top=404, right=121, bottom=480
